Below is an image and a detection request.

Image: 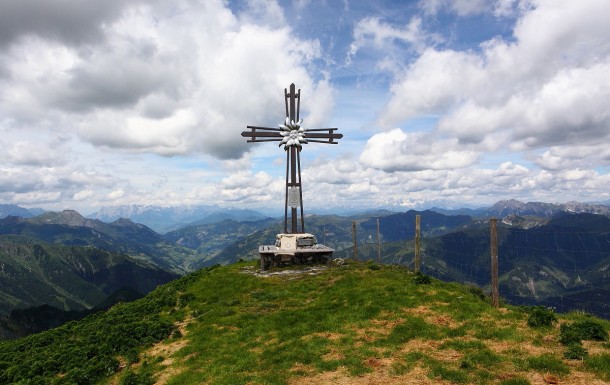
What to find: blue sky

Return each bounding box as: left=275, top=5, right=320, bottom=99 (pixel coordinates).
left=1, top=0, right=610, bottom=215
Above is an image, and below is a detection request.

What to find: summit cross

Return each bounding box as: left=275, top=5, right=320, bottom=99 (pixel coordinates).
left=242, top=83, right=342, bottom=234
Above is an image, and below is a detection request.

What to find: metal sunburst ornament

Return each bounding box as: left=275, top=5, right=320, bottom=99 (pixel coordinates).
left=279, top=117, right=307, bottom=149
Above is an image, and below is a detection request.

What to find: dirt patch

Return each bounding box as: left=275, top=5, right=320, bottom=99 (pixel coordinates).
left=524, top=371, right=609, bottom=385
left=288, top=365, right=450, bottom=385
left=147, top=317, right=192, bottom=385
left=303, top=332, right=345, bottom=341
left=400, top=338, right=442, bottom=354
left=487, top=339, right=554, bottom=356
left=290, top=363, right=317, bottom=376
left=402, top=305, right=460, bottom=329
left=369, top=318, right=404, bottom=333
left=399, top=338, right=466, bottom=364
left=583, top=340, right=610, bottom=355
left=322, top=349, right=345, bottom=361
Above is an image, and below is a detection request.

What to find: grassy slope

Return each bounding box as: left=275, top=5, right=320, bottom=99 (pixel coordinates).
left=1, top=261, right=609, bottom=385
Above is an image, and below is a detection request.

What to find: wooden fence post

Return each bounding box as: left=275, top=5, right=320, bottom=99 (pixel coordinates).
left=490, top=218, right=499, bottom=308
left=377, top=218, right=381, bottom=263
left=415, top=214, right=421, bottom=274
left=352, top=221, right=358, bottom=261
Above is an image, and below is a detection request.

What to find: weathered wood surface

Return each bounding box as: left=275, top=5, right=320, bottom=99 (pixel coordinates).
left=258, top=245, right=334, bottom=255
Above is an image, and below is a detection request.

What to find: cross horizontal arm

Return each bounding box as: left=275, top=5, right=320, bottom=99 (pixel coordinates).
left=241, top=131, right=283, bottom=138
left=246, top=139, right=283, bottom=143
left=305, top=128, right=339, bottom=132
left=305, top=132, right=343, bottom=140
left=246, top=126, right=281, bottom=131
left=306, top=139, right=340, bottom=144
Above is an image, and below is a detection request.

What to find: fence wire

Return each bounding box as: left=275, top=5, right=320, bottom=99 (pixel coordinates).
left=335, top=222, right=610, bottom=319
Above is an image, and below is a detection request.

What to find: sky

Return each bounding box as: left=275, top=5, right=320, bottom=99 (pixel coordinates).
left=1, top=0, right=610, bottom=215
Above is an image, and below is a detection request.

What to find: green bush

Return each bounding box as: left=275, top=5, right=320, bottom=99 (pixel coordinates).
left=466, top=285, right=487, bottom=301
left=527, top=307, right=557, bottom=328
left=413, top=273, right=432, bottom=285
left=573, top=320, right=608, bottom=341
left=559, top=323, right=583, bottom=346
left=367, top=262, right=381, bottom=270
left=560, top=320, right=608, bottom=345
left=0, top=266, right=223, bottom=385
left=119, top=369, right=154, bottom=385
left=563, top=343, right=588, bottom=360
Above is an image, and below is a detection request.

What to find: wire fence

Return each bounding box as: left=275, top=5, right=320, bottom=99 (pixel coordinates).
left=327, top=218, right=610, bottom=319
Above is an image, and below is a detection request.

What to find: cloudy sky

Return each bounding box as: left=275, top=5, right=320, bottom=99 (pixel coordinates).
left=1, top=0, right=610, bottom=215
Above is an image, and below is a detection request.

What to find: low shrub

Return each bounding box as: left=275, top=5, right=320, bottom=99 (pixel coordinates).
left=527, top=307, right=557, bottom=328
left=559, top=323, right=583, bottom=346
left=466, top=285, right=487, bottom=301
left=413, top=273, right=432, bottom=285
left=563, top=343, right=588, bottom=360
left=560, top=320, right=608, bottom=345
left=367, top=262, right=381, bottom=270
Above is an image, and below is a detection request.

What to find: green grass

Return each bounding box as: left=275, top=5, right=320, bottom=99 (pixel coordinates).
left=516, top=353, right=571, bottom=376
left=499, top=378, right=531, bottom=385
left=584, top=353, right=610, bottom=381
left=2, top=260, right=610, bottom=385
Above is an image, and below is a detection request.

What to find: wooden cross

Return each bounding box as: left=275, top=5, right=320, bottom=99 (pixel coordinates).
left=242, top=83, right=342, bottom=234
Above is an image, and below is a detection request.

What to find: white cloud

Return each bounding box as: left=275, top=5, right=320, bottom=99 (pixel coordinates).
left=238, top=0, right=286, bottom=28
left=0, top=0, right=129, bottom=47
left=106, top=189, right=126, bottom=200
left=347, top=16, right=440, bottom=65
left=73, top=190, right=95, bottom=201
left=6, top=140, right=67, bottom=166
left=360, top=129, right=478, bottom=172
left=2, top=0, right=610, bottom=213
left=493, top=0, right=523, bottom=17
left=379, top=48, right=484, bottom=128
left=0, top=0, right=331, bottom=160
left=381, top=0, right=610, bottom=158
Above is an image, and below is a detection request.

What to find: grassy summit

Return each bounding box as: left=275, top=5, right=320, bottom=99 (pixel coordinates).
left=1, top=261, right=609, bottom=385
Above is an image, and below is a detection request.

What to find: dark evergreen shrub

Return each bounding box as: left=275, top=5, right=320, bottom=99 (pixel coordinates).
left=413, top=273, right=431, bottom=285
left=527, top=307, right=557, bottom=327
left=560, top=320, right=608, bottom=345
left=563, top=343, right=588, bottom=360
left=559, top=323, right=583, bottom=346
left=571, top=320, right=608, bottom=341
left=466, top=285, right=487, bottom=301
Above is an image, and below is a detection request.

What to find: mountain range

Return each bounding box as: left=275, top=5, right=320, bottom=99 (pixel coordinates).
left=0, top=236, right=178, bottom=338
left=0, top=204, right=44, bottom=219
left=1, top=199, right=610, bottom=338
left=0, top=210, right=202, bottom=274
left=89, top=204, right=269, bottom=233
left=485, top=199, right=610, bottom=218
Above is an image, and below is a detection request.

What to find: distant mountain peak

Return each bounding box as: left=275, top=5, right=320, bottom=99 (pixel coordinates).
left=34, top=210, right=91, bottom=227
left=487, top=199, right=610, bottom=218
left=0, top=204, right=41, bottom=219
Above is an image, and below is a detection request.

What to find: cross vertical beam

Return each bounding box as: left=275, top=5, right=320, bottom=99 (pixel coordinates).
left=285, top=84, right=304, bottom=234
